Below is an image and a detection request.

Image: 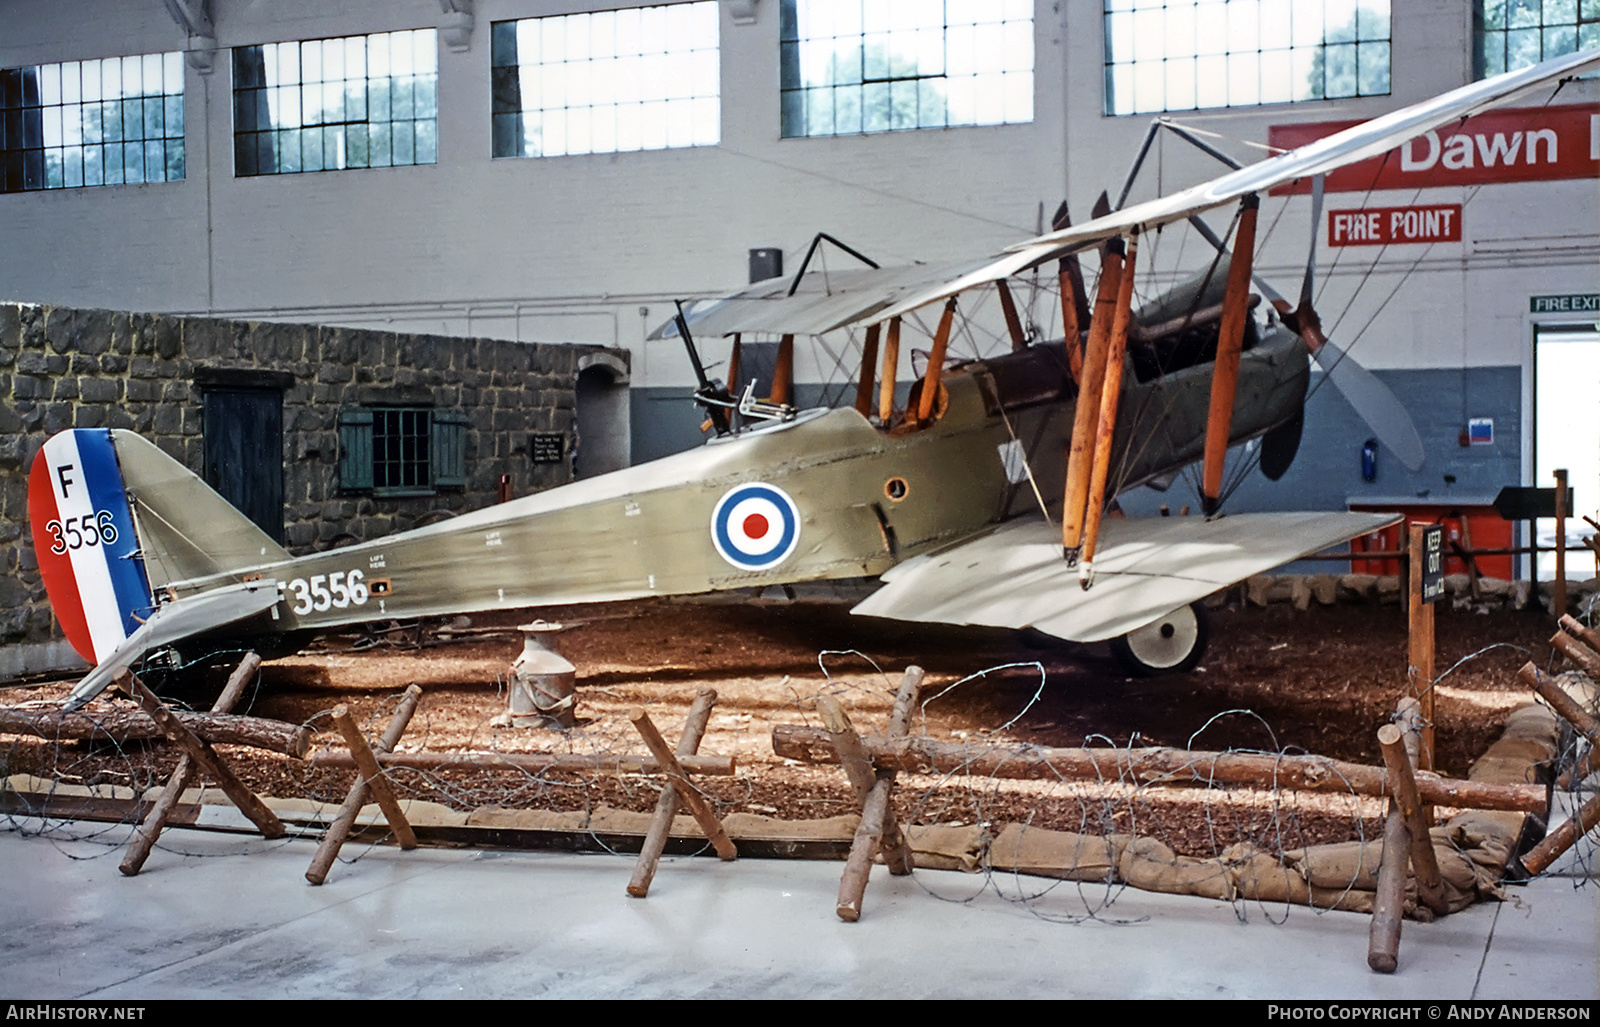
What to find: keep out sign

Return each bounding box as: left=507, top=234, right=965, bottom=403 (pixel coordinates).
left=1328, top=204, right=1463, bottom=247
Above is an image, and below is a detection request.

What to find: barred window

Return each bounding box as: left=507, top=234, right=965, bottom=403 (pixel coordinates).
left=339, top=408, right=466, bottom=496
left=1475, top=0, right=1600, bottom=79
left=1, top=52, right=184, bottom=193
left=233, top=28, right=437, bottom=176
left=1103, top=0, right=1392, bottom=116
left=779, top=0, right=1035, bottom=138
left=491, top=2, right=720, bottom=158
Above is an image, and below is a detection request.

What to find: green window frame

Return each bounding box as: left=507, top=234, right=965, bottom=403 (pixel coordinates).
left=1474, top=1, right=1600, bottom=79
left=339, top=408, right=467, bottom=496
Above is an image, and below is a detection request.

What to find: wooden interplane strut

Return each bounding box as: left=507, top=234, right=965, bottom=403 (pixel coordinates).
left=1079, top=231, right=1140, bottom=586
left=1201, top=194, right=1259, bottom=516
left=1061, top=236, right=1126, bottom=562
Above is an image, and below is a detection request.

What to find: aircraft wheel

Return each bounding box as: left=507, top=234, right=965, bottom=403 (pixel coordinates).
left=1110, top=603, right=1208, bottom=676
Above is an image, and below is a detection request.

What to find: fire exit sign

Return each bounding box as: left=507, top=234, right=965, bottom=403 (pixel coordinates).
left=1530, top=293, right=1599, bottom=314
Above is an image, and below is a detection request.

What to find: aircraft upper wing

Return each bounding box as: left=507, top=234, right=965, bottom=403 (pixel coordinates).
left=866, top=47, right=1600, bottom=325
left=646, top=260, right=989, bottom=341
left=850, top=511, right=1401, bottom=643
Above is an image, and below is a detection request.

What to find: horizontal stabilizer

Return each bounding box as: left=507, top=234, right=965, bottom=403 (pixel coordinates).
left=851, top=512, right=1401, bottom=643
left=63, top=579, right=282, bottom=711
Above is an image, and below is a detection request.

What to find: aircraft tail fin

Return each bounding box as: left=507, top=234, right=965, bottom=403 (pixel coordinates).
left=29, top=428, right=289, bottom=669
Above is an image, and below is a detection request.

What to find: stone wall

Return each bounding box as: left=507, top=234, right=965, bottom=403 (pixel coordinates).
left=0, top=302, right=626, bottom=678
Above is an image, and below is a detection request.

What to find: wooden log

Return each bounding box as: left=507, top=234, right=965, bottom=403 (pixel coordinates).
left=878, top=666, right=925, bottom=877
left=1370, top=698, right=1421, bottom=973
left=1550, top=630, right=1600, bottom=679
left=629, top=689, right=718, bottom=898
left=123, top=672, right=284, bottom=840
left=629, top=709, right=736, bottom=861
left=815, top=696, right=877, bottom=804
left=1518, top=662, right=1600, bottom=745
left=838, top=772, right=893, bottom=922
left=1559, top=615, right=1600, bottom=657
left=309, top=750, right=735, bottom=777
left=306, top=685, right=423, bottom=886
left=1379, top=723, right=1449, bottom=915
left=121, top=652, right=262, bottom=876
left=770, top=727, right=1547, bottom=813
left=0, top=706, right=310, bottom=757
left=1520, top=789, right=1600, bottom=876
left=332, top=706, right=416, bottom=851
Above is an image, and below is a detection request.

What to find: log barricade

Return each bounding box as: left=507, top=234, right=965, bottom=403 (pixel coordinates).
left=627, top=690, right=733, bottom=897
left=771, top=727, right=1548, bottom=813
left=0, top=705, right=311, bottom=757
left=308, top=750, right=735, bottom=777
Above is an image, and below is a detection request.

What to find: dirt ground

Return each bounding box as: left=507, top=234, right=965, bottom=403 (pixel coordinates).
left=0, top=589, right=1569, bottom=858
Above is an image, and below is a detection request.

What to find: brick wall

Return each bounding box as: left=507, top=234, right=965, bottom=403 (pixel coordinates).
left=0, top=302, right=625, bottom=676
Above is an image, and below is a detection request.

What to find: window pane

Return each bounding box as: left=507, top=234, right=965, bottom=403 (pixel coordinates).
left=1103, top=0, right=1391, bottom=114
left=493, top=3, right=720, bottom=157
left=1, top=50, right=183, bottom=192
left=230, top=29, right=437, bottom=176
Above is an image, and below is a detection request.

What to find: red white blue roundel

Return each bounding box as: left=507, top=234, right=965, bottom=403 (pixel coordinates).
left=711, top=483, right=801, bottom=571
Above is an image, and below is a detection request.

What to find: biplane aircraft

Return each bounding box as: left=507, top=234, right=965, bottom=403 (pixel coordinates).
left=29, top=47, right=1599, bottom=709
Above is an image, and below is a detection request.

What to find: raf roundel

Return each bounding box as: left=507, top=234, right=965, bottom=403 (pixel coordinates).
left=710, top=483, right=801, bottom=571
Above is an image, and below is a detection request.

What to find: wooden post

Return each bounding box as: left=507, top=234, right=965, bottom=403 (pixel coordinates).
left=853, top=323, right=881, bottom=418
left=1369, top=698, right=1420, bottom=973
left=915, top=298, right=959, bottom=425
left=331, top=706, right=417, bottom=850
left=878, top=317, right=901, bottom=424
left=769, top=333, right=794, bottom=406
left=306, top=684, right=423, bottom=886
left=1379, top=722, right=1449, bottom=915
left=1517, top=662, right=1600, bottom=749
left=1078, top=232, right=1139, bottom=585
left=122, top=671, right=285, bottom=840
left=628, top=690, right=718, bottom=898
left=629, top=709, right=737, bottom=861
left=120, top=652, right=262, bottom=876
left=1408, top=523, right=1437, bottom=772
left=1520, top=790, right=1600, bottom=876
left=996, top=279, right=1027, bottom=352
left=1061, top=237, right=1126, bottom=562
left=1200, top=195, right=1259, bottom=516
left=1554, top=468, right=1568, bottom=617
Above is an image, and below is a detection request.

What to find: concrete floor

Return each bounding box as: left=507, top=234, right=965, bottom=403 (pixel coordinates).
left=2, top=809, right=1597, bottom=1001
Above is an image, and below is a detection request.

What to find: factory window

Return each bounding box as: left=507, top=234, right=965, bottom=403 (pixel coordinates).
left=779, top=0, right=1035, bottom=137
left=0, top=52, right=184, bottom=193
left=1474, top=1, right=1600, bottom=79
left=1103, top=0, right=1392, bottom=116
left=233, top=28, right=437, bottom=176
left=339, top=408, right=467, bottom=496
left=491, top=2, right=720, bottom=158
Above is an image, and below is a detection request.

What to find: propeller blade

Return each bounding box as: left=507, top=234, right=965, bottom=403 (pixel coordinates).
left=1259, top=408, right=1304, bottom=481
left=1313, top=340, right=1426, bottom=472
left=1300, top=175, right=1324, bottom=311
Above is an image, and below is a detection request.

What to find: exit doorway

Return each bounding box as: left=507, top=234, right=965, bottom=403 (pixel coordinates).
left=1532, top=325, right=1599, bottom=580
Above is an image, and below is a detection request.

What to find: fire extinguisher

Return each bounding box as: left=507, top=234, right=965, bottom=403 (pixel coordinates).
left=1361, top=438, right=1378, bottom=482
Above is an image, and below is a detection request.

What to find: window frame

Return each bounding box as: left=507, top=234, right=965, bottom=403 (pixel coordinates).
left=231, top=28, right=438, bottom=178
left=0, top=51, right=185, bottom=193
left=1101, top=0, right=1394, bottom=117
left=339, top=407, right=467, bottom=497
left=778, top=0, right=1036, bottom=139
left=490, top=2, right=722, bottom=160
left=1473, top=0, right=1600, bottom=80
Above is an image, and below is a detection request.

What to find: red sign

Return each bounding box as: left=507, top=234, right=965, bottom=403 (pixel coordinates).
left=1327, top=204, right=1463, bottom=246
left=1269, top=103, right=1599, bottom=194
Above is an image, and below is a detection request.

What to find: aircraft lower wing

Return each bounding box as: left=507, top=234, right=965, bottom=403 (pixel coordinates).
left=851, top=511, right=1402, bottom=643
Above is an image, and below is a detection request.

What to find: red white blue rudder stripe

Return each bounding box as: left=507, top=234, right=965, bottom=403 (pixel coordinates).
left=710, top=483, right=801, bottom=572
left=28, top=429, right=154, bottom=664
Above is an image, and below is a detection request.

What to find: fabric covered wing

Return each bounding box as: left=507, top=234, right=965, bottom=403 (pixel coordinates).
left=851, top=512, right=1401, bottom=643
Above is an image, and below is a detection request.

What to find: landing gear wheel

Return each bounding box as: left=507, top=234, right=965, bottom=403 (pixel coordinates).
left=1110, top=603, right=1208, bottom=676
